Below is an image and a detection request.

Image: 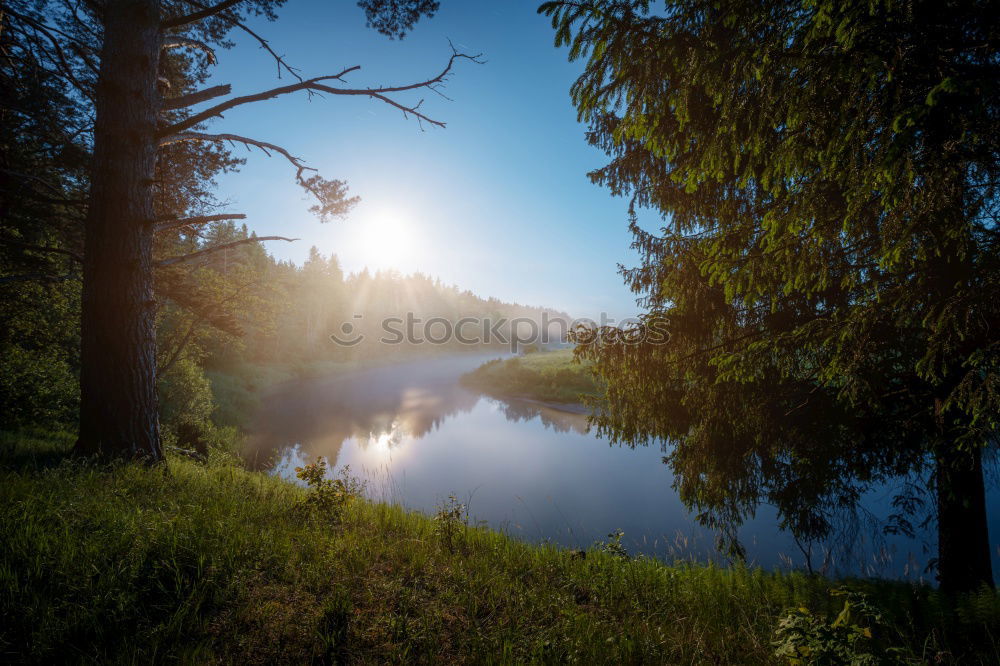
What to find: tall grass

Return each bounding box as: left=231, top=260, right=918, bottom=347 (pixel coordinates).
left=1, top=430, right=997, bottom=663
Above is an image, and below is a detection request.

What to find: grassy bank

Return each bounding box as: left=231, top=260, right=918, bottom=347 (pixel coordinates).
left=461, top=349, right=602, bottom=405
left=2, top=431, right=998, bottom=664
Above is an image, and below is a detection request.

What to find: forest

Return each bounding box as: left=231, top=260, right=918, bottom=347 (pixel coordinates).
left=3, top=0, right=1000, bottom=663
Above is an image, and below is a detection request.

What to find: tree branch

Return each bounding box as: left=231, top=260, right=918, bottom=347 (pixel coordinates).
left=171, top=0, right=303, bottom=80
left=161, top=35, right=217, bottom=64
left=156, top=235, right=297, bottom=267
left=155, top=213, right=247, bottom=234
left=160, top=131, right=316, bottom=183
left=158, top=132, right=356, bottom=221
left=0, top=238, right=83, bottom=263
left=1, top=168, right=70, bottom=197
left=156, top=67, right=358, bottom=137
left=4, top=8, right=97, bottom=102
left=158, top=316, right=201, bottom=377
left=157, top=275, right=258, bottom=375
left=161, top=0, right=247, bottom=29
left=0, top=272, right=79, bottom=285
left=157, top=50, right=482, bottom=138
left=162, top=84, right=232, bottom=110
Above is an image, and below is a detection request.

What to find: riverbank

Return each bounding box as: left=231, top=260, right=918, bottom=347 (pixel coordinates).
left=460, top=349, right=602, bottom=406
left=3, top=430, right=997, bottom=663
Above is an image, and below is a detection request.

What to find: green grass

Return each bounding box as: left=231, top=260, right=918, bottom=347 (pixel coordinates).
left=461, top=349, right=603, bottom=404
left=2, top=430, right=998, bottom=664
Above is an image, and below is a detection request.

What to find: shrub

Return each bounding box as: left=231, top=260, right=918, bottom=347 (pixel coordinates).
left=598, top=529, right=629, bottom=559
left=772, top=588, right=916, bottom=665
left=433, top=494, right=467, bottom=554
left=294, top=458, right=365, bottom=523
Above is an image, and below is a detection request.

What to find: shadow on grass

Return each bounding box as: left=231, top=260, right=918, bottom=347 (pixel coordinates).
left=0, top=428, right=75, bottom=471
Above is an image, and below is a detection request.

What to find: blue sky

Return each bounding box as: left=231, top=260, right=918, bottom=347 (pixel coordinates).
left=208, top=0, right=649, bottom=321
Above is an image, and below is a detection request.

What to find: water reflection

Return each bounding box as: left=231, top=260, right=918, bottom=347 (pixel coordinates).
left=245, top=353, right=983, bottom=582
left=245, top=354, right=490, bottom=469
left=247, top=354, right=789, bottom=567
left=492, top=397, right=590, bottom=434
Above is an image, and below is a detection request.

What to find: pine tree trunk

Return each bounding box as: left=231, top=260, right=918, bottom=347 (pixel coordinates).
left=935, top=443, right=993, bottom=594
left=74, top=0, right=163, bottom=462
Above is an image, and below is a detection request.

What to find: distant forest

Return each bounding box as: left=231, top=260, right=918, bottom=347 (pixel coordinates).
left=2, top=217, right=569, bottom=432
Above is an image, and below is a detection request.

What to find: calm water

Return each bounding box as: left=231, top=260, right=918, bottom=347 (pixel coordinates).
left=246, top=353, right=999, bottom=582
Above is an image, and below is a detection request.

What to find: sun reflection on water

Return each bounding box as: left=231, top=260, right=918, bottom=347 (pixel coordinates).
left=356, top=419, right=412, bottom=462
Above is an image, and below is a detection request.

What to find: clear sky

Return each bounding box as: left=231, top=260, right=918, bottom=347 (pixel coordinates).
left=208, top=0, right=650, bottom=321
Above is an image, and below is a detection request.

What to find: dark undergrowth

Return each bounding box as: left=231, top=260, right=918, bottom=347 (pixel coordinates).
left=2, top=430, right=998, bottom=664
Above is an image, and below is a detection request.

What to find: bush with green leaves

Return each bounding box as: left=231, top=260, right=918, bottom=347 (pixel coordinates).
left=773, top=588, right=916, bottom=665
left=598, top=529, right=629, bottom=559
left=294, top=458, right=365, bottom=523
left=433, top=494, right=467, bottom=554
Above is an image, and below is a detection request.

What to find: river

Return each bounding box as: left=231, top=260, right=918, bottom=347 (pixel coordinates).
left=245, top=352, right=999, bottom=583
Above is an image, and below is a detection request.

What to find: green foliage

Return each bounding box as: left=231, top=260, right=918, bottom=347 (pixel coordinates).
left=0, top=4, right=87, bottom=429
left=294, top=457, right=366, bottom=524
left=0, top=277, right=81, bottom=430
left=2, top=433, right=998, bottom=663
left=598, top=529, right=629, bottom=559
left=0, top=344, right=78, bottom=428
left=543, top=0, right=1000, bottom=581
left=358, top=0, right=440, bottom=39
left=773, top=589, right=915, bottom=665
left=159, top=357, right=215, bottom=431
left=433, top=494, right=468, bottom=554
left=462, top=349, right=602, bottom=403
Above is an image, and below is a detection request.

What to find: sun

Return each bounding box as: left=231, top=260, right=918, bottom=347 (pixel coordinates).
left=354, top=205, right=414, bottom=270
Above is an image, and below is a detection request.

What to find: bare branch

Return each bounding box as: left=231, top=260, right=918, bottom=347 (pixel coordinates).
left=156, top=236, right=298, bottom=267
left=160, top=132, right=356, bottom=221
left=160, top=131, right=313, bottom=177
left=161, top=0, right=247, bottom=29
left=162, top=84, right=232, bottom=110
left=157, top=66, right=358, bottom=137
left=155, top=213, right=247, bottom=234
left=172, top=0, right=303, bottom=80
left=157, top=50, right=482, bottom=138
left=161, top=35, right=217, bottom=64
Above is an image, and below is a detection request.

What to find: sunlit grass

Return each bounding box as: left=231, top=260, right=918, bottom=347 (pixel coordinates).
left=1, top=430, right=997, bottom=663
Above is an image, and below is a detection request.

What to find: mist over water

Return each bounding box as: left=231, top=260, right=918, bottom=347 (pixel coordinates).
left=246, top=353, right=996, bottom=583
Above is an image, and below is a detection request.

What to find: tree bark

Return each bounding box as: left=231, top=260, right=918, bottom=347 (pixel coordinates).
left=74, top=0, right=163, bottom=462
left=935, top=443, right=993, bottom=594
